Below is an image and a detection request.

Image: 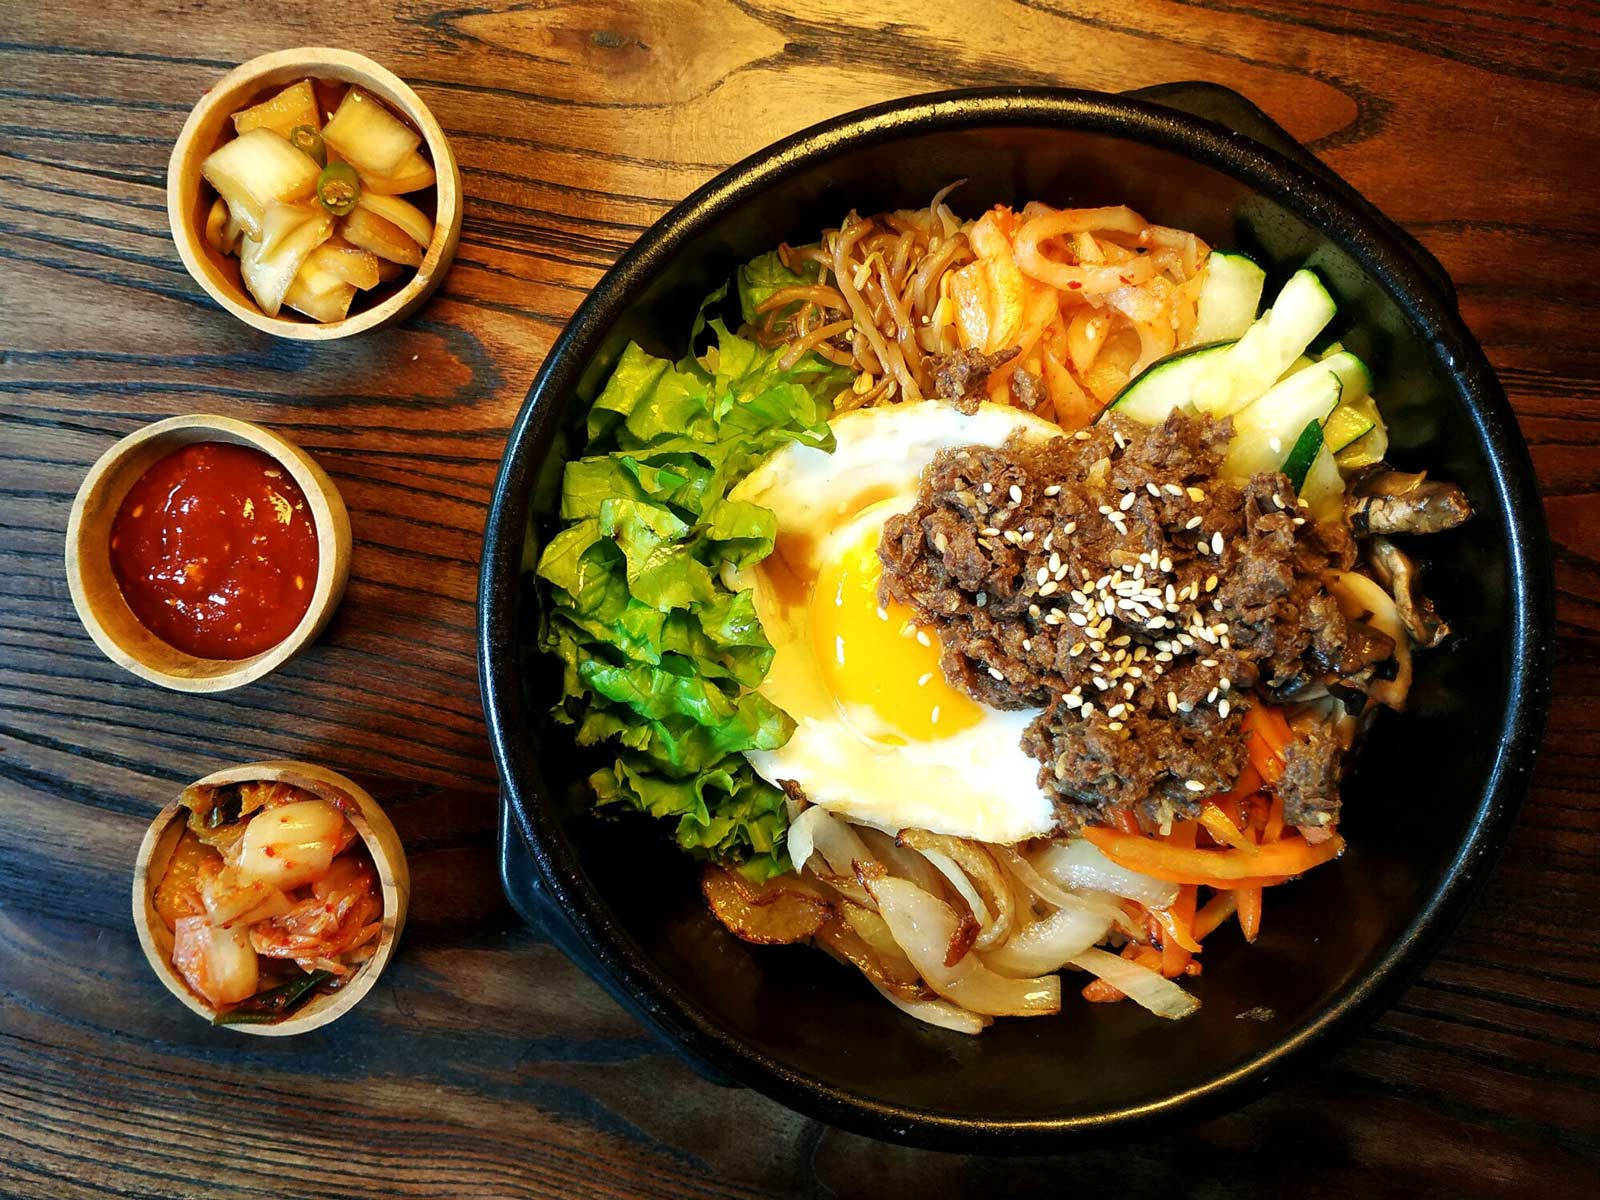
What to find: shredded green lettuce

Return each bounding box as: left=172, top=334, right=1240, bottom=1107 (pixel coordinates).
left=536, top=301, right=851, bottom=881
left=736, top=249, right=820, bottom=333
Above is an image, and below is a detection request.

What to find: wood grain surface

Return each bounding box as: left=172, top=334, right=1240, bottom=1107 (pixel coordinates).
left=4, top=2, right=1599, bottom=1196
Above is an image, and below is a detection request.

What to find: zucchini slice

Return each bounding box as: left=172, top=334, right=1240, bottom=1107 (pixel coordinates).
left=1192, top=269, right=1339, bottom=418
left=1192, top=250, right=1266, bottom=344
left=1280, top=421, right=1324, bottom=491
left=1104, top=341, right=1235, bottom=425
left=1222, top=364, right=1342, bottom=478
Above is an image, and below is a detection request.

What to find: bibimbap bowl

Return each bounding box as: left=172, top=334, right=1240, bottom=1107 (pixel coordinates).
left=478, top=87, right=1554, bottom=1150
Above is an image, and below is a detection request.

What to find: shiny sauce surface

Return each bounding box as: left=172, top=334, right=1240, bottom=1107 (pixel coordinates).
left=110, top=442, right=319, bottom=659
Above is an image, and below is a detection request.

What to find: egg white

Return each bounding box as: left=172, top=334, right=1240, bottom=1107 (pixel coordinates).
left=731, top=401, right=1063, bottom=845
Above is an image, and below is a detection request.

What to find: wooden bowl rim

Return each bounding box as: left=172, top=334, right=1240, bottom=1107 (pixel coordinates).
left=132, top=760, right=409, bottom=1036
left=65, top=414, right=352, bottom=692
left=165, top=46, right=463, bottom=341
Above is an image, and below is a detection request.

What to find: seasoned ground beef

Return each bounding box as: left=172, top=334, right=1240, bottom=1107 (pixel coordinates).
left=930, top=348, right=1020, bottom=414
left=1277, top=723, right=1344, bottom=830
left=879, top=411, right=1391, bottom=834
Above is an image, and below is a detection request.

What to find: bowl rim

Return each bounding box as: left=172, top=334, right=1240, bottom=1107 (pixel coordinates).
left=165, top=46, right=463, bottom=341
left=65, top=413, right=353, bottom=692
left=477, top=85, right=1556, bottom=1149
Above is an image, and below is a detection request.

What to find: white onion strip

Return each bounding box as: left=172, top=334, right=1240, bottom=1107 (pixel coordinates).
left=1069, top=947, right=1199, bottom=1021
left=869, top=980, right=990, bottom=1035
left=1030, top=839, right=1180, bottom=910
left=868, top=877, right=1059, bottom=1017
left=982, top=905, right=1111, bottom=978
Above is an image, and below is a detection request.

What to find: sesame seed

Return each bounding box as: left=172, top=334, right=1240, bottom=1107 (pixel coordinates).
left=916, top=631, right=932, bottom=647
left=1207, top=687, right=1219, bottom=703
left=1167, top=690, right=1179, bottom=713
left=1165, top=483, right=1184, bottom=497
left=1211, top=531, right=1224, bottom=556
left=1159, top=556, right=1173, bottom=573
left=983, top=482, right=993, bottom=493
left=1113, top=430, right=1127, bottom=449
left=1037, top=566, right=1051, bottom=585
left=1070, top=611, right=1089, bottom=627
left=1272, top=492, right=1285, bottom=509
left=1197, top=539, right=1210, bottom=555
left=1074, top=429, right=1093, bottom=441
left=1120, top=492, right=1137, bottom=511
left=1069, top=642, right=1086, bottom=657
left=1146, top=482, right=1162, bottom=498
left=1044, top=484, right=1062, bottom=497
left=1185, top=779, right=1205, bottom=793
left=1202, top=657, right=1218, bottom=668
left=1108, top=703, right=1126, bottom=719
left=1065, top=693, right=1083, bottom=708
left=1293, top=516, right=1307, bottom=526
left=1049, top=552, right=1062, bottom=574
left=1218, top=698, right=1231, bottom=718
left=1022, top=530, right=1035, bottom=543
left=1098, top=504, right=1113, bottom=516
left=989, top=666, right=1005, bottom=679
left=1039, top=580, right=1059, bottom=597
left=1071, top=589, right=1089, bottom=606
left=1093, top=676, right=1110, bottom=691
left=1205, top=574, right=1219, bottom=592
left=1107, top=721, right=1124, bottom=731
left=1009, top=484, right=1024, bottom=503
left=981, top=526, right=1000, bottom=537
left=976, top=591, right=988, bottom=607
left=1219, top=676, right=1231, bottom=691
left=1029, top=603, right=1042, bottom=618
left=1063, top=521, right=1078, bottom=534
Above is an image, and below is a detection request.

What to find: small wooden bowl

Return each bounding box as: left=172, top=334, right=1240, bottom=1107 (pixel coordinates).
left=167, top=46, right=462, bottom=340
left=65, top=414, right=352, bottom=692
left=133, top=760, right=409, bottom=1036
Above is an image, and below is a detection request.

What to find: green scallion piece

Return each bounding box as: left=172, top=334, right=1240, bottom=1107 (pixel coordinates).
left=213, top=969, right=334, bottom=1026
left=315, top=161, right=360, bottom=216
left=288, top=124, right=327, bottom=167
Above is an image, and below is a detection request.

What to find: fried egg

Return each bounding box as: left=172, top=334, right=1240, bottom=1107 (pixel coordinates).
left=730, top=401, right=1062, bottom=844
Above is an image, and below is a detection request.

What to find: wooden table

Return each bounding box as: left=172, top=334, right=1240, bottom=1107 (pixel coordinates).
left=4, top=3, right=1599, bottom=1196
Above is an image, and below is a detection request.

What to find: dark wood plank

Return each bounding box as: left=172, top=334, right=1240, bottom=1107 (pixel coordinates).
left=3, top=1, right=1599, bottom=1195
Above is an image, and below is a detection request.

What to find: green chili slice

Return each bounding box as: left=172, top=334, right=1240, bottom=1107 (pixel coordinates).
left=288, top=124, right=327, bottom=167
left=213, top=969, right=335, bottom=1025
left=316, top=162, right=361, bottom=216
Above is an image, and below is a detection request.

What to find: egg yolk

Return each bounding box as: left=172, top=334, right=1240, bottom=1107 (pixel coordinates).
left=810, top=517, right=983, bottom=742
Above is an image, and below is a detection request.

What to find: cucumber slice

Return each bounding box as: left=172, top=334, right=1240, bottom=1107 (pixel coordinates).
left=1192, top=251, right=1266, bottom=344
left=1105, top=341, right=1235, bottom=424
left=1192, top=270, right=1339, bottom=417
left=1280, top=421, right=1324, bottom=490
left=1222, top=363, right=1342, bottom=478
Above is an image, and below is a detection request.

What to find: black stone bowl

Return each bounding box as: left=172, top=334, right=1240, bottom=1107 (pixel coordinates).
left=478, top=86, right=1554, bottom=1152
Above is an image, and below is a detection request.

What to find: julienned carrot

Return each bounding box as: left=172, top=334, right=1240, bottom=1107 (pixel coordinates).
left=1082, top=825, right=1345, bottom=884
left=1245, top=704, right=1293, bottom=754
left=1161, top=884, right=1200, bottom=973
left=1110, top=805, right=1141, bottom=836
left=1242, top=705, right=1293, bottom=784
left=1237, top=885, right=1264, bottom=942
left=1264, top=793, right=1286, bottom=843
left=1193, top=891, right=1238, bottom=939
left=1221, top=763, right=1262, bottom=803
left=1199, top=802, right=1258, bottom=854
